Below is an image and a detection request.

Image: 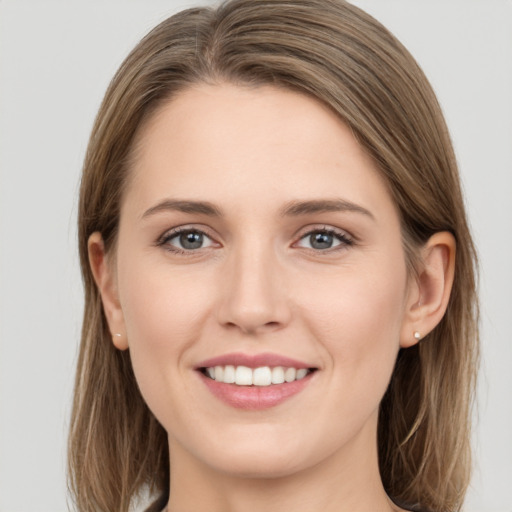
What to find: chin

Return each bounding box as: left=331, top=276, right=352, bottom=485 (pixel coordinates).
left=197, top=431, right=317, bottom=479
left=209, top=454, right=307, bottom=480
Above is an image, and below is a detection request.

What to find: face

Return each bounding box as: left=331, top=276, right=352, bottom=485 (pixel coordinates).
left=105, top=84, right=417, bottom=478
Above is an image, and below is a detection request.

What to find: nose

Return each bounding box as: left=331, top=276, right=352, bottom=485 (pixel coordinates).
left=216, top=244, right=291, bottom=335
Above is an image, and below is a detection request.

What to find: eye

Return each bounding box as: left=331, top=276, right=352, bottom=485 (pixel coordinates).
left=158, top=228, right=216, bottom=253
left=296, top=227, right=353, bottom=251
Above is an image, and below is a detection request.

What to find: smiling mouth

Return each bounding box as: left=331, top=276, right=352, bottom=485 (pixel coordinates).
left=200, top=365, right=317, bottom=386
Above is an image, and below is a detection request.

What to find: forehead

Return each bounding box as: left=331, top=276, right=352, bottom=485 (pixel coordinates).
left=124, top=83, right=395, bottom=219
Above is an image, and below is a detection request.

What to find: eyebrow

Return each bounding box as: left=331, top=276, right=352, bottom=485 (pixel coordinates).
left=279, top=199, right=374, bottom=220
left=141, top=198, right=374, bottom=220
left=142, top=199, right=223, bottom=219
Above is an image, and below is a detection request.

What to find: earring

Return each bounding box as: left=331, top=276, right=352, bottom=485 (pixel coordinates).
left=414, top=331, right=421, bottom=341
left=113, top=333, right=122, bottom=339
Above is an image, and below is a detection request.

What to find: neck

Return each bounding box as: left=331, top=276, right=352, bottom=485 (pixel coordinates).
left=165, top=418, right=402, bottom=512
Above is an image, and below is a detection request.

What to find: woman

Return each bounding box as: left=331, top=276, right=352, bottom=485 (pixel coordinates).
left=68, top=1, right=479, bottom=511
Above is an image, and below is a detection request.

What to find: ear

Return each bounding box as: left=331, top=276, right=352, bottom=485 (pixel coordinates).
left=400, top=232, right=456, bottom=348
left=88, top=232, right=128, bottom=350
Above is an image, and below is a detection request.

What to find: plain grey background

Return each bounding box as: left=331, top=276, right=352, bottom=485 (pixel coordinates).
left=0, top=1, right=511, bottom=511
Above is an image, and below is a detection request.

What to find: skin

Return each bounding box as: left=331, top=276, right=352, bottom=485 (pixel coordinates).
left=89, top=84, right=455, bottom=512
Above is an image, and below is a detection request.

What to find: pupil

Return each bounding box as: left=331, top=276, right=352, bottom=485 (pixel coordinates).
left=311, top=232, right=333, bottom=249
left=180, top=231, right=203, bottom=249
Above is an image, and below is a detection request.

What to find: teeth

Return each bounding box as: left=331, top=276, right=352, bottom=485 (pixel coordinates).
left=253, top=366, right=272, bottom=386
left=235, top=365, right=253, bottom=385
left=284, top=367, right=296, bottom=382
left=296, top=369, right=308, bottom=380
left=271, top=366, right=285, bottom=384
left=223, top=365, right=235, bottom=384
left=205, top=365, right=312, bottom=386
left=214, top=366, right=224, bottom=381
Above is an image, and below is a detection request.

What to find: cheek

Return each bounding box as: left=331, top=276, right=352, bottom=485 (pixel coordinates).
left=297, top=259, right=407, bottom=388
left=121, top=274, right=189, bottom=346
left=287, top=267, right=407, bottom=464
left=116, top=255, right=216, bottom=406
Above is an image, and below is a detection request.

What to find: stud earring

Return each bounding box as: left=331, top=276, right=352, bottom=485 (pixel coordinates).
left=414, top=331, right=421, bottom=341
left=113, top=333, right=122, bottom=339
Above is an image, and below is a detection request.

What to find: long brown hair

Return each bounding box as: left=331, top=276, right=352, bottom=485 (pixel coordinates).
left=68, top=1, right=479, bottom=511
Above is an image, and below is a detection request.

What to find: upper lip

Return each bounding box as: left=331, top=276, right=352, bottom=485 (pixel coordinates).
left=195, top=352, right=315, bottom=370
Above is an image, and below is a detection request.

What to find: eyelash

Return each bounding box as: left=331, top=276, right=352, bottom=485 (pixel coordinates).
left=156, top=225, right=354, bottom=256
left=156, top=226, right=217, bottom=256
left=297, top=227, right=354, bottom=253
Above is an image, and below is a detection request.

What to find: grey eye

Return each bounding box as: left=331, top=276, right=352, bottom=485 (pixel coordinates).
left=309, top=232, right=336, bottom=249
left=179, top=231, right=204, bottom=249
left=166, top=230, right=214, bottom=251
left=296, top=228, right=352, bottom=251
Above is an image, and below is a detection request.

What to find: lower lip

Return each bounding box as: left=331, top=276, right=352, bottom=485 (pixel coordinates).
left=198, top=371, right=315, bottom=410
